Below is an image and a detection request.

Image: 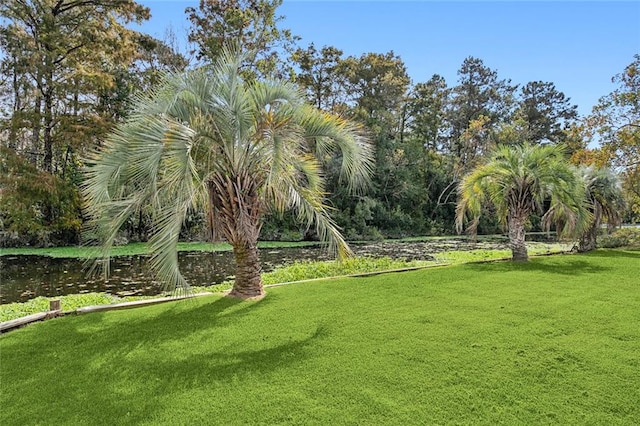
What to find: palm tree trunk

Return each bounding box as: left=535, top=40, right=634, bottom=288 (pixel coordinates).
left=508, top=213, right=528, bottom=261
left=578, top=207, right=601, bottom=253
left=208, top=173, right=265, bottom=299
left=229, top=243, right=264, bottom=299
left=578, top=223, right=598, bottom=252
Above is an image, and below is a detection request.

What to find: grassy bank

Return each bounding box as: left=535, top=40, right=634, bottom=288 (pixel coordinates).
left=0, top=256, right=435, bottom=322
left=0, top=244, right=571, bottom=322
left=2, top=249, right=638, bottom=424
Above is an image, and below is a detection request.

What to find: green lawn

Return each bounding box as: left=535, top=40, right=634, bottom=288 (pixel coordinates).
left=1, top=250, right=639, bottom=424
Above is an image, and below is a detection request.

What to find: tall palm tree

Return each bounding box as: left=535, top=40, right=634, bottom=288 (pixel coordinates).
left=577, top=166, right=624, bottom=252
left=82, top=49, right=373, bottom=299
left=456, top=143, right=589, bottom=261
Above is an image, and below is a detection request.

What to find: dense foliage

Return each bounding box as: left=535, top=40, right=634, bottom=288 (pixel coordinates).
left=598, top=227, right=640, bottom=249
left=1, top=0, right=637, bottom=248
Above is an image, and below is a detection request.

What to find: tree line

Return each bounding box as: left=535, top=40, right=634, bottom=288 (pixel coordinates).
left=1, top=0, right=638, bottom=248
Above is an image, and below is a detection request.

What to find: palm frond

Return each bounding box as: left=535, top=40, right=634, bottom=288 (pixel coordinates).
left=581, top=166, right=625, bottom=226
left=298, top=107, right=374, bottom=193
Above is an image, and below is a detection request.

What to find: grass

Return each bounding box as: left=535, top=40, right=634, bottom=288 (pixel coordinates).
left=435, top=241, right=572, bottom=264
left=1, top=249, right=639, bottom=424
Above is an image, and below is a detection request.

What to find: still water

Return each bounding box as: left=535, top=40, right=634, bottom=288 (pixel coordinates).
left=0, top=239, right=510, bottom=304
left=0, top=246, right=334, bottom=304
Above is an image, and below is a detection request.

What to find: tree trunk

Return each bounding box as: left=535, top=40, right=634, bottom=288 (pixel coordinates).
left=508, top=213, right=528, bottom=261
left=228, top=243, right=264, bottom=299
left=578, top=223, right=598, bottom=252
left=9, top=55, right=20, bottom=150
left=578, top=207, right=601, bottom=253
left=207, top=172, right=265, bottom=299
left=43, top=86, right=54, bottom=174
left=30, top=95, right=42, bottom=166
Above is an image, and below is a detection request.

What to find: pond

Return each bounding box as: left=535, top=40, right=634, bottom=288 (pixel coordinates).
left=0, top=238, right=513, bottom=304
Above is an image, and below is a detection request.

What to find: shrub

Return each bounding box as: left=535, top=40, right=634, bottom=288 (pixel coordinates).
left=598, top=227, right=640, bottom=249
left=259, top=211, right=305, bottom=241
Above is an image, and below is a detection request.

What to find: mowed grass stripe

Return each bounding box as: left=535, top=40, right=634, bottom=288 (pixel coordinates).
left=1, top=249, right=639, bottom=425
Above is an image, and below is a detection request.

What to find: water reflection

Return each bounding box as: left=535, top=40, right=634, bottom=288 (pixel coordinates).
left=0, top=247, right=336, bottom=304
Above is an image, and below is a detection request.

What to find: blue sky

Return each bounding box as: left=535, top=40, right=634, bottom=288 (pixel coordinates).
left=136, top=1, right=640, bottom=117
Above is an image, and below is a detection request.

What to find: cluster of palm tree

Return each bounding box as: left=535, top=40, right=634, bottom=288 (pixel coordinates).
left=84, top=49, right=624, bottom=300
left=456, top=144, right=624, bottom=261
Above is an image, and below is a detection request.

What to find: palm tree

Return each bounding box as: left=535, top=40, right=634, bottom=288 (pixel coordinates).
left=82, top=49, right=373, bottom=299
left=456, top=143, right=588, bottom=261
left=577, top=166, right=624, bottom=252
